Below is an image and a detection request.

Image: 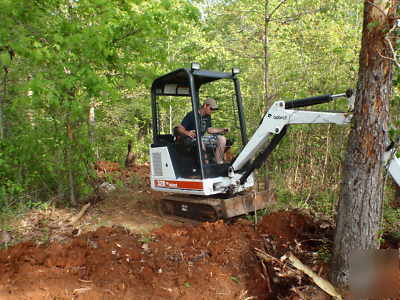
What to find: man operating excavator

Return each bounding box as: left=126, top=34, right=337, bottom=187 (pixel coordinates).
left=175, top=98, right=229, bottom=164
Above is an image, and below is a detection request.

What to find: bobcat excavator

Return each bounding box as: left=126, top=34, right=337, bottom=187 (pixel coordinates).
left=149, top=63, right=400, bottom=222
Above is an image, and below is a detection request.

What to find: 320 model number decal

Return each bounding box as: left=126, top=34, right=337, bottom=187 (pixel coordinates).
left=154, top=180, right=203, bottom=190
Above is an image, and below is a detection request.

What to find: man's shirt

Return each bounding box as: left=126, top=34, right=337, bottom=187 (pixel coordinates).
left=181, top=111, right=212, bottom=135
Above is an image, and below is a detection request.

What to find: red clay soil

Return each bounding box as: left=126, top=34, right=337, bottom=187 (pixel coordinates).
left=95, top=161, right=150, bottom=184
left=0, top=210, right=324, bottom=300
left=256, top=210, right=329, bottom=254
left=0, top=220, right=264, bottom=299
left=1, top=209, right=398, bottom=299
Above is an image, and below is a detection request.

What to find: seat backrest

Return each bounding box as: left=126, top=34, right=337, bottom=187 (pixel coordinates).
left=153, top=134, right=175, bottom=147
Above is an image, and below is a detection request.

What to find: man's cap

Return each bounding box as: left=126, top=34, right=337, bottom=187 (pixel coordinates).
left=205, top=98, right=218, bottom=109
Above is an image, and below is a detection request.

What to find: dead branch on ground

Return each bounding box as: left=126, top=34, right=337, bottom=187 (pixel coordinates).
left=282, top=252, right=342, bottom=300
left=70, top=203, right=91, bottom=226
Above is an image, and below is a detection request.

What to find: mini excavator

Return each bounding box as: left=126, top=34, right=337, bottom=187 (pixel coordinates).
left=149, top=63, right=400, bottom=222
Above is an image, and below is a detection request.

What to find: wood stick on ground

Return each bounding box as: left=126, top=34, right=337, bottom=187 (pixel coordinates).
left=260, top=259, right=272, bottom=294
left=290, top=287, right=307, bottom=300
left=70, top=203, right=91, bottom=226
left=255, top=248, right=297, bottom=273
left=283, top=252, right=342, bottom=300
left=73, top=287, right=92, bottom=295
left=254, top=248, right=282, bottom=263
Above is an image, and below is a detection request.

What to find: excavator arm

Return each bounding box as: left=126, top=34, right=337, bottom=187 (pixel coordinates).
left=384, top=143, right=400, bottom=186
left=231, top=92, right=352, bottom=172
left=227, top=90, right=400, bottom=190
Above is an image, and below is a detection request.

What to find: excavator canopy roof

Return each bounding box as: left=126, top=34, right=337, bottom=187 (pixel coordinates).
left=152, top=68, right=234, bottom=96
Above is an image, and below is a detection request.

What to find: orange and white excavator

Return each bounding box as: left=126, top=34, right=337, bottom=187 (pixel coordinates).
left=149, top=63, right=400, bottom=222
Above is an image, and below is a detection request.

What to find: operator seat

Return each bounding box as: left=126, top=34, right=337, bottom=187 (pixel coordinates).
left=173, top=126, right=197, bottom=156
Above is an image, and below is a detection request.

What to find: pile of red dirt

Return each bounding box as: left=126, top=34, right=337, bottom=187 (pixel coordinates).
left=1, top=209, right=398, bottom=299
left=0, top=222, right=262, bottom=299
left=257, top=210, right=332, bottom=254
left=95, top=161, right=150, bottom=184
left=0, top=210, right=334, bottom=300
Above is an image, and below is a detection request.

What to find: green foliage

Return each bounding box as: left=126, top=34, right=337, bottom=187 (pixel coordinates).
left=383, top=200, right=400, bottom=232
left=245, top=207, right=270, bottom=224
left=316, top=244, right=332, bottom=263
left=0, top=0, right=200, bottom=207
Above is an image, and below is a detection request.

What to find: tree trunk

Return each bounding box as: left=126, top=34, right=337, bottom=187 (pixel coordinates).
left=88, top=105, right=95, bottom=145
left=66, top=120, right=77, bottom=206
left=263, top=0, right=270, bottom=105
left=88, top=104, right=99, bottom=160
left=330, top=0, right=398, bottom=287
left=262, top=0, right=271, bottom=192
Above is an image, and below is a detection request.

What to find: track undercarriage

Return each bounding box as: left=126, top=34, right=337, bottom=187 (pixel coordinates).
left=159, top=190, right=272, bottom=222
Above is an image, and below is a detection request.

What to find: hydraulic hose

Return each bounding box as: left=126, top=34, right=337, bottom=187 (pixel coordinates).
left=284, top=95, right=333, bottom=109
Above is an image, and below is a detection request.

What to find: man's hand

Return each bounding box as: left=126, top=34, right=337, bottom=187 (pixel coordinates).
left=223, top=128, right=229, bottom=133
left=187, top=130, right=196, bottom=138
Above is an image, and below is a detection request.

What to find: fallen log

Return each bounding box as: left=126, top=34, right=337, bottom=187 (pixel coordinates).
left=70, top=203, right=91, bottom=226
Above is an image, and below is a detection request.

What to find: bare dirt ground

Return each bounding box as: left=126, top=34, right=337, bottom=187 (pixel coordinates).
left=0, top=163, right=399, bottom=299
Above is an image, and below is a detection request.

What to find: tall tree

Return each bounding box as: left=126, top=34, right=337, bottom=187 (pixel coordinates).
left=331, top=0, right=398, bottom=287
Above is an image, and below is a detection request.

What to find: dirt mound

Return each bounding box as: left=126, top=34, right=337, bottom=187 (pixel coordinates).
left=0, top=220, right=266, bottom=299
left=0, top=211, right=336, bottom=299
left=95, top=161, right=150, bottom=184
left=1, top=210, right=398, bottom=299
left=257, top=210, right=327, bottom=253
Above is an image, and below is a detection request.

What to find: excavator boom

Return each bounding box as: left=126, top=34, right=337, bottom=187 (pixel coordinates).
left=230, top=90, right=400, bottom=189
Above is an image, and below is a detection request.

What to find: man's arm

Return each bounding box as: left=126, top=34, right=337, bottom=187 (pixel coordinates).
left=207, top=127, right=229, bottom=134
left=206, top=115, right=228, bottom=134
left=176, top=111, right=196, bottom=138
left=176, top=124, right=196, bottom=138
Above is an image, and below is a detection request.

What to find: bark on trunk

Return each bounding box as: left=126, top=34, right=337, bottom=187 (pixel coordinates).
left=88, top=104, right=99, bottom=160
left=263, top=0, right=270, bottom=105
left=330, top=0, right=397, bottom=287
left=262, top=0, right=271, bottom=192
left=88, top=105, right=95, bottom=145
left=66, top=120, right=76, bottom=206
